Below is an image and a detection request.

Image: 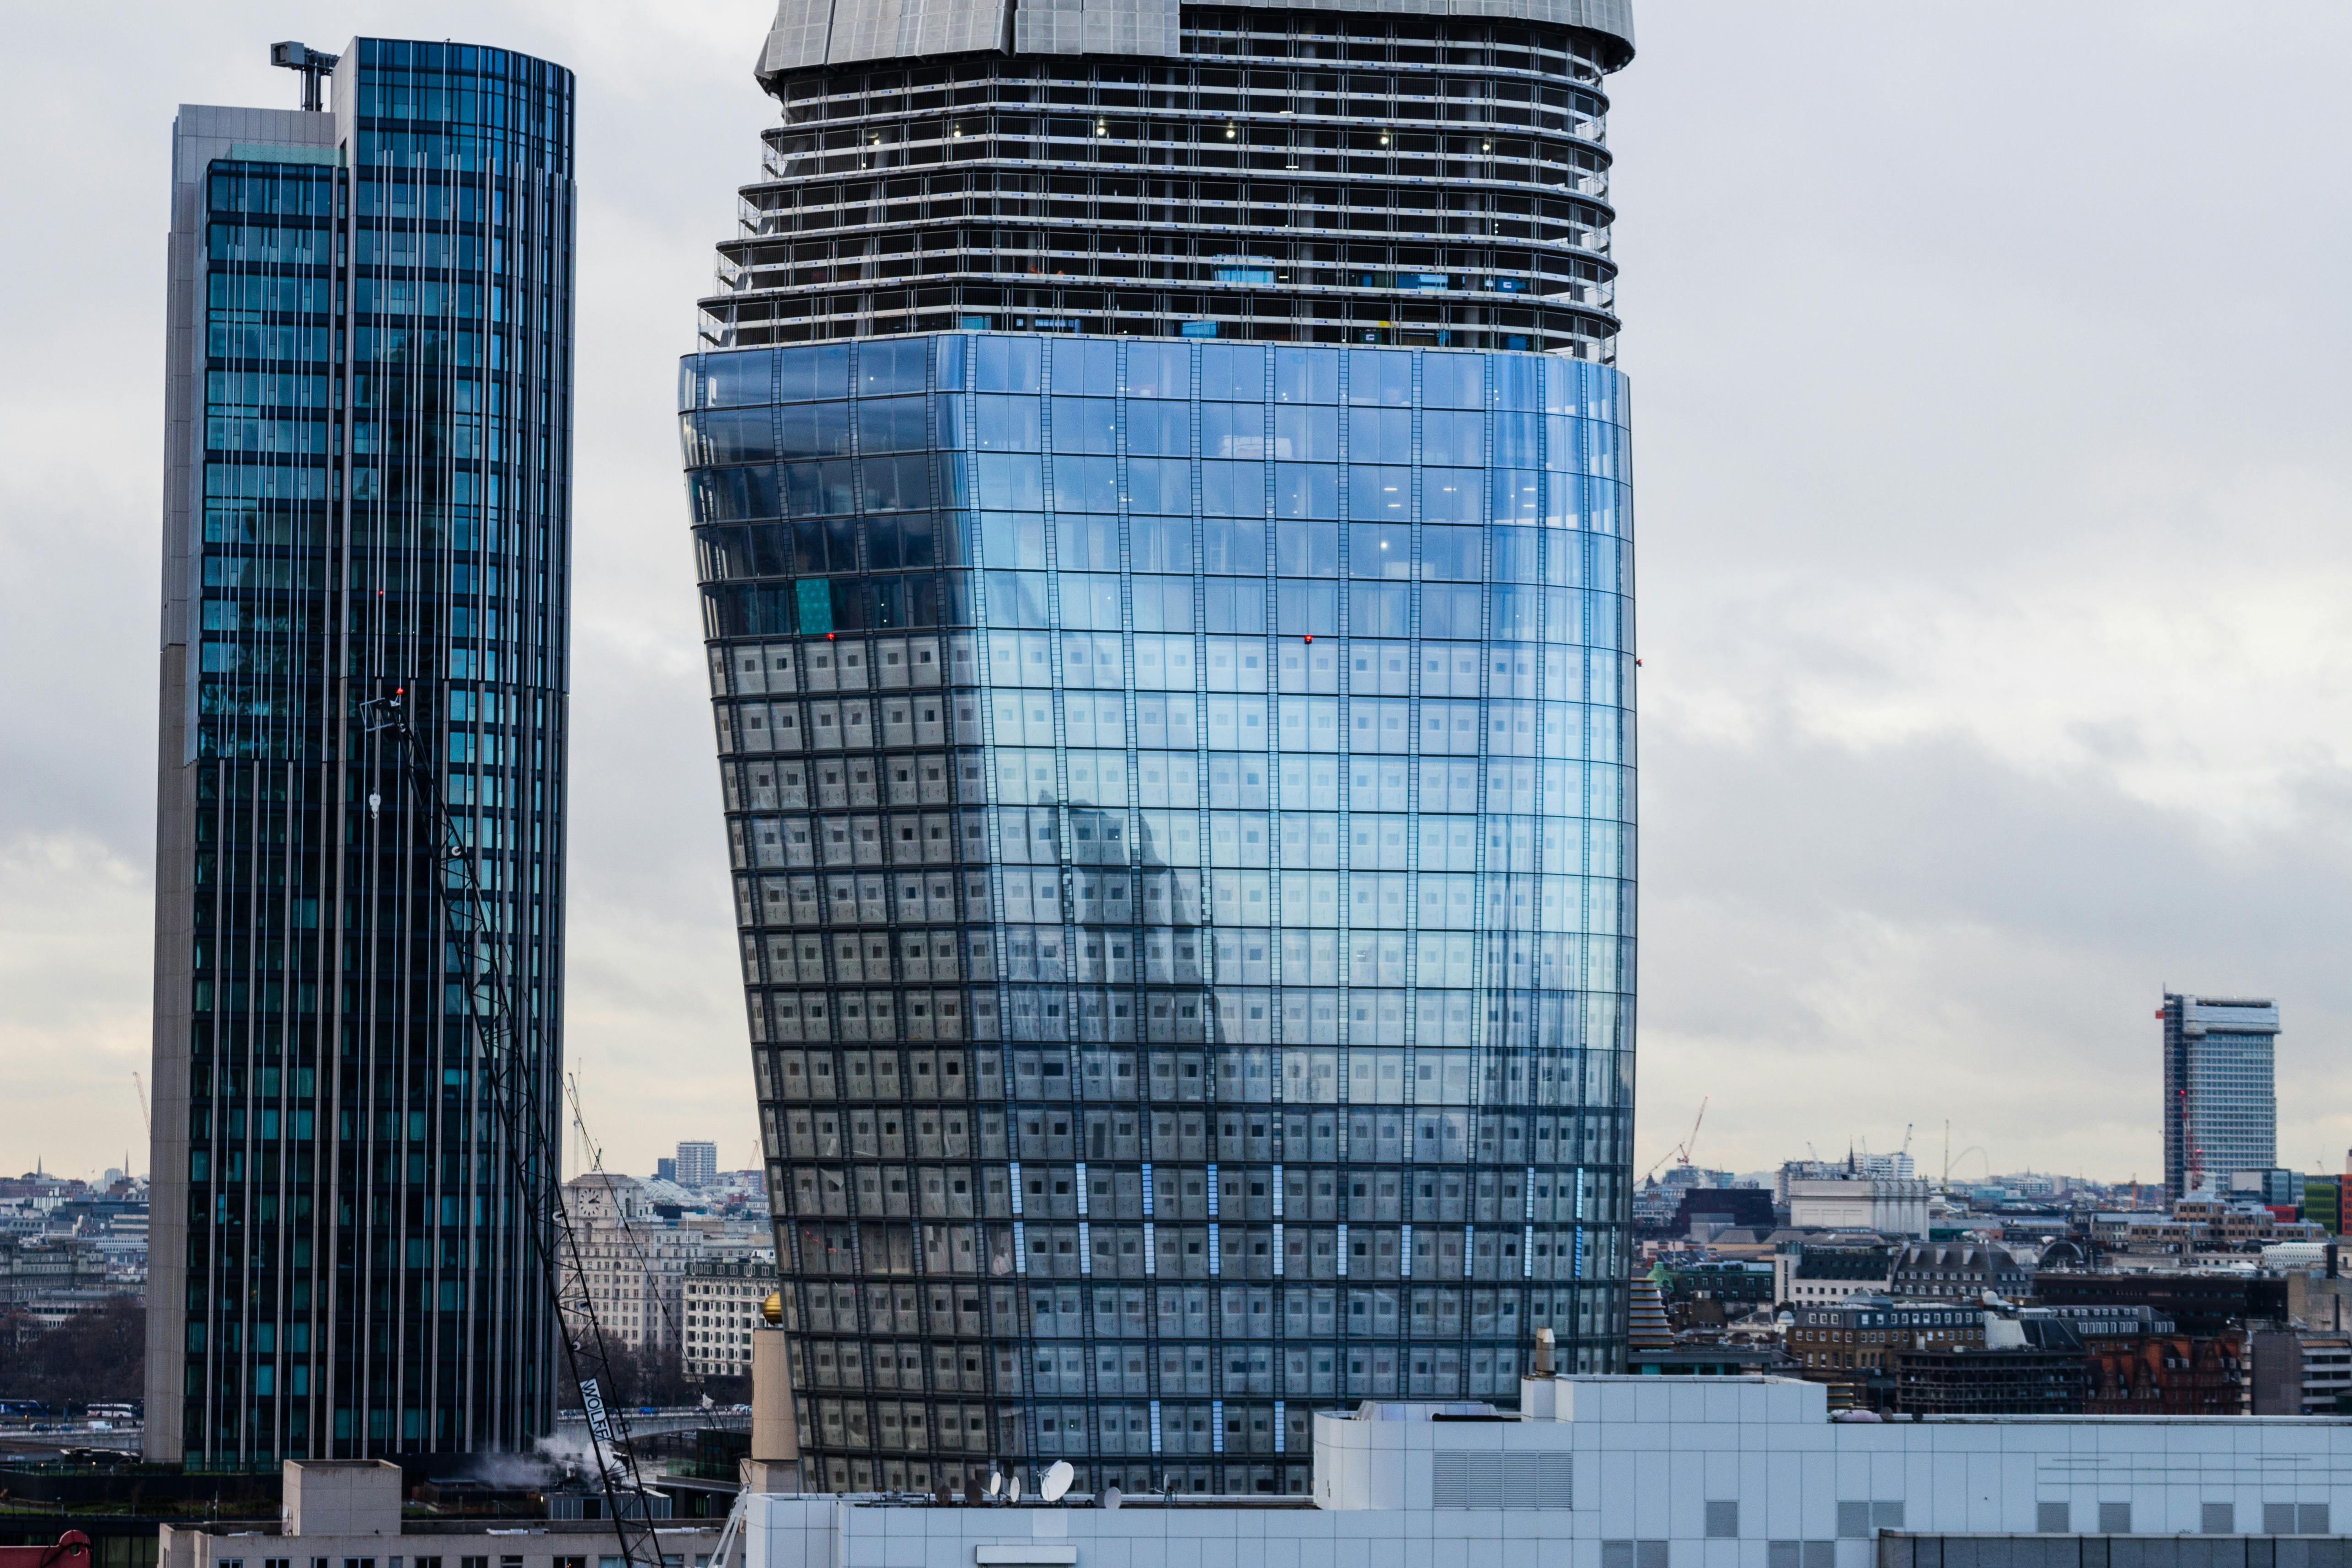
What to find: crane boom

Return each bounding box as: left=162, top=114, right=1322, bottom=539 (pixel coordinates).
left=361, top=688, right=661, bottom=1566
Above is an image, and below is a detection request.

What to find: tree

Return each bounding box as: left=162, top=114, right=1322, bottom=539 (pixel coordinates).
left=0, top=1296, right=144, bottom=1406
left=559, top=1333, right=694, bottom=1410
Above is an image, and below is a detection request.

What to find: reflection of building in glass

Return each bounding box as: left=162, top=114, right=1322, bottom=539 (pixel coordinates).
left=688, top=0, right=1635, bottom=1500
left=2161, top=993, right=2278, bottom=1200
left=149, top=38, right=575, bottom=1464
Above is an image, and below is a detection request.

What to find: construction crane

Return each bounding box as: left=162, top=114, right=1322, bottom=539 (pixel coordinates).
left=132, top=1073, right=150, bottom=1138
left=1641, top=1097, right=1710, bottom=1183
left=360, top=687, right=661, bottom=1568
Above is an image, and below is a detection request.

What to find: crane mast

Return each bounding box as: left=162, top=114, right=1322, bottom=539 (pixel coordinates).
left=360, top=687, right=662, bottom=1567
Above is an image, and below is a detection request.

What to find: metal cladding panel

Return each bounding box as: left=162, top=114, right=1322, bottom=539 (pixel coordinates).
left=758, top=0, right=1016, bottom=70
left=759, top=0, right=1626, bottom=69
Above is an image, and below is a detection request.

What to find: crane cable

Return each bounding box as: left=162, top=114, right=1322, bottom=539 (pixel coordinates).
left=361, top=687, right=662, bottom=1568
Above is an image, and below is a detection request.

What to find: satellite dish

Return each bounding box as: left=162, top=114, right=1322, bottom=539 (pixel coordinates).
left=986, top=1471, right=1004, bottom=1498
left=1040, top=1461, right=1074, bottom=1504
left=1101, top=1486, right=1123, bottom=1512
left=1008, top=1476, right=1023, bottom=1504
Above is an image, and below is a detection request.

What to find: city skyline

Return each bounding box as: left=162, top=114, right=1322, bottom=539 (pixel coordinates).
left=2, top=3, right=2351, bottom=1192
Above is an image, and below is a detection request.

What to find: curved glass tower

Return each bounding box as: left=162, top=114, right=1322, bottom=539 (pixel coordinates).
left=151, top=38, right=575, bottom=1465
left=689, top=0, right=1633, bottom=1498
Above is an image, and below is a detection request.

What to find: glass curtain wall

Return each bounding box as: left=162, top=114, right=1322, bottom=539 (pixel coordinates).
left=689, top=331, right=1633, bottom=1496
left=153, top=37, right=575, bottom=1466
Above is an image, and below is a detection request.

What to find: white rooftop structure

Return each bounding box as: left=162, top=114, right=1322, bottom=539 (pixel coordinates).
left=741, top=1375, right=2352, bottom=1568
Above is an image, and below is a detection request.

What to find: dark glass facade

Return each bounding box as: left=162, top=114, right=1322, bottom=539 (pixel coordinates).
left=690, top=0, right=1632, bottom=1500
left=149, top=38, right=575, bottom=1466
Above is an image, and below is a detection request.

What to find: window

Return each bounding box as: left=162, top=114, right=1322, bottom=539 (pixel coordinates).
left=1705, top=1502, right=1739, bottom=1539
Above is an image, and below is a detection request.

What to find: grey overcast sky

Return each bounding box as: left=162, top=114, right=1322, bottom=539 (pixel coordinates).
left=1, top=3, right=2345, bottom=1186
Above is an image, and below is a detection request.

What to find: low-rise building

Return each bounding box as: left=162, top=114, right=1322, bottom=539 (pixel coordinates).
left=1786, top=1297, right=1984, bottom=1409
left=1778, top=1242, right=1894, bottom=1309
left=1888, top=1241, right=2030, bottom=1302
left=1892, top=1313, right=2090, bottom=1415
left=1669, top=1186, right=1777, bottom=1240
left=2035, top=1269, right=2288, bottom=1333
left=158, top=1461, right=720, bottom=1568
left=2252, top=1331, right=2352, bottom=1415
left=1786, top=1177, right=1931, bottom=1238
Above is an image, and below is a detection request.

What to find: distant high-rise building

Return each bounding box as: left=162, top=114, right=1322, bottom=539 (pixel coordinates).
left=686, top=0, right=1638, bottom=1497
left=677, top=1140, right=720, bottom=1189
left=657, top=1157, right=680, bottom=1184
left=2161, top=993, right=2279, bottom=1201
left=149, top=38, right=576, bottom=1465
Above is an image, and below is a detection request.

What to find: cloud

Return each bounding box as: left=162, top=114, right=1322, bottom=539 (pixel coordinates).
left=1618, top=1, right=2352, bottom=1176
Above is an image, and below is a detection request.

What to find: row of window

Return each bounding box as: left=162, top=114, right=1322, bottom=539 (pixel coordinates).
left=796, top=1346, right=1536, bottom=1400
left=719, top=691, right=1627, bottom=763
left=735, top=885, right=1636, bottom=963
left=744, top=926, right=1610, bottom=985
left=773, top=27, right=1614, bottom=113
left=759, top=1044, right=1624, bottom=1124
left=685, top=336, right=1625, bottom=414
left=732, top=813, right=1618, bottom=884
left=687, top=402, right=1617, bottom=469
left=777, top=67, right=1606, bottom=123
left=776, top=1166, right=1611, bottom=1224
left=749, top=987, right=1629, bottom=1053
left=714, top=633, right=1627, bottom=699
left=757, top=128, right=1609, bottom=198
left=716, top=304, right=1608, bottom=358
left=738, top=171, right=1600, bottom=233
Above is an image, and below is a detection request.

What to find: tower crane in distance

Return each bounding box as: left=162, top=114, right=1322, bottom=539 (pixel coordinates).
left=1640, top=1097, right=1710, bottom=1184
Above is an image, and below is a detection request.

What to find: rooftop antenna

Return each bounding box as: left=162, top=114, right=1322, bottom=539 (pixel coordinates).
left=1040, top=1461, right=1074, bottom=1504
left=270, top=42, right=341, bottom=112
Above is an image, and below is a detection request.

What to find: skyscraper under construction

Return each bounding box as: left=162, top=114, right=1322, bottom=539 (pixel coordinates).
left=686, top=0, right=1636, bottom=1495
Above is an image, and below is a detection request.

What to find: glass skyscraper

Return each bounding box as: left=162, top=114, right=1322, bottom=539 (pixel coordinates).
left=2160, top=993, right=2279, bottom=1201
left=689, top=0, right=1634, bottom=1497
left=149, top=38, right=575, bottom=1465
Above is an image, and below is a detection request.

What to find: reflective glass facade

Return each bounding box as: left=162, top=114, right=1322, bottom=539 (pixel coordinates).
left=686, top=332, right=1634, bottom=1495
left=2160, top=994, right=2279, bottom=1202
left=150, top=38, right=575, bottom=1465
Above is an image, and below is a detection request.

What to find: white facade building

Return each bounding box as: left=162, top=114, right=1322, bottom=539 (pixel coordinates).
left=561, top=1173, right=703, bottom=1356
left=742, top=1375, right=2352, bottom=1568
left=687, top=1255, right=779, bottom=1381
left=1788, top=1179, right=1930, bottom=1239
